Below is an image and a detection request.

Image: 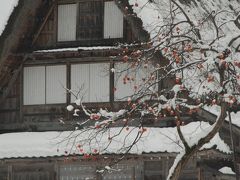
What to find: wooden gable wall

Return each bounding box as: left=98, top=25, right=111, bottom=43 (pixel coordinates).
left=33, top=0, right=137, bottom=50
left=0, top=77, right=21, bottom=127
left=34, top=7, right=56, bottom=49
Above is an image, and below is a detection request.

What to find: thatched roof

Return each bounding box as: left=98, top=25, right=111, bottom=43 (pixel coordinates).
left=0, top=0, right=53, bottom=88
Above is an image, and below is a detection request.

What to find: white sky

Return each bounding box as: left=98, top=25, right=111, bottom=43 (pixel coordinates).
left=0, top=0, right=19, bottom=36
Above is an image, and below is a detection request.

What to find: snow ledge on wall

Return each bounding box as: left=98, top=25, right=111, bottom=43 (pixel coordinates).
left=34, top=46, right=119, bottom=53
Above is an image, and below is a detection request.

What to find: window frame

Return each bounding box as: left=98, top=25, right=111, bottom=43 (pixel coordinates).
left=57, top=3, right=77, bottom=42
left=56, top=0, right=124, bottom=44
left=23, top=65, right=67, bottom=106
left=22, top=60, right=159, bottom=106
left=70, top=62, right=111, bottom=103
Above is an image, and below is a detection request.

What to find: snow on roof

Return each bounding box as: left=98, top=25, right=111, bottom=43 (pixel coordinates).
left=129, top=0, right=162, bottom=39
left=0, top=122, right=230, bottom=159
left=219, top=166, right=236, bottom=175
left=129, top=0, right=240, bottom=49
left=129, top=0, right=240, bottom=127
left=0, top=0, right=19, bottom=36
left=204, top=105, right=240, bottom=128
left=34, top=46, right=119, bottom=53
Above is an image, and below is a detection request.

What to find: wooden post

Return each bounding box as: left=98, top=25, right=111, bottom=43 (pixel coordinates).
left=32, top=2, right=57, bottom=46
left=197, top=167, right=203, bottom=180
left=66, top=62, right=71, bottom=121
left=228, top=112, right=240, bottom=180
left=54, top=161, right=58, bottom=180
left=19, top=68, right=23, bottom=123
left=109, top=59, right=114, bottom=110
left=132, top=166, right=135, bottom=180
left=7, top=165, right=12, bottom=180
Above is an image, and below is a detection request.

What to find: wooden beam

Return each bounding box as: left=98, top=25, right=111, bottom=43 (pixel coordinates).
left=32, top=2, right=57, bottom=46
left=24, top=56, right=116, bottom=65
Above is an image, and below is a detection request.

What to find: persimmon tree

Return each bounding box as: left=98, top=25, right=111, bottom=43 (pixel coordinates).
left=65, top=0, right=240, bottom=179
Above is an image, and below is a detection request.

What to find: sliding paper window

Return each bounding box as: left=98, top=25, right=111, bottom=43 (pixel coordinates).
left=114, top=62, right=158, bottom=101
left=57, top=1, right=123, bottom=42
left=71, top=63, right=110, bottom=103
left=23, top=65, right=67, bottom=105
left=57, top=4, right=77, bottom=41
left=104, top=1, right=124, bottom=39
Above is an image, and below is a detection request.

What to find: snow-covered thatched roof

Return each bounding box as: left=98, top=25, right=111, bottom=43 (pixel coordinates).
left=0, top=122, right=230, bottom=159
left=128, top=0, right=240, bottom=126
left=129, top=0, right=240, bottom=49
left=219, top=166, right=236, bottom=175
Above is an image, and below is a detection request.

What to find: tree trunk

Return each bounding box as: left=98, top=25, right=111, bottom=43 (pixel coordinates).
left=169, top=103, right=227, bottom=180
left=169, top=149, right=198, bottom=180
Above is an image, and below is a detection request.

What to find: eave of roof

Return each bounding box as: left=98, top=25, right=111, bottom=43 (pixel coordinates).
left=0, top=122, right=231, bottom=160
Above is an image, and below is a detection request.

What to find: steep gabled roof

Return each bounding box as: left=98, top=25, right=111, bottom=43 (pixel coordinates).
left=0, top=0, right=49, bottom=89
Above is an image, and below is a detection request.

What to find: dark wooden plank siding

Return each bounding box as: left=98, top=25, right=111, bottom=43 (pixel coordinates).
left=12, top=163, right=54, bottom=180
left=0, top=166, right=8, bottom=180
left=35, top=10, right=56, bottom=48
left=144, top=160, right=165, bottom=180
left=0, top=77, right=20, bottom=126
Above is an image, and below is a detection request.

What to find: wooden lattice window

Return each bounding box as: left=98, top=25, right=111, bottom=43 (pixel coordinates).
left=77, top=1, right=103, bottom=40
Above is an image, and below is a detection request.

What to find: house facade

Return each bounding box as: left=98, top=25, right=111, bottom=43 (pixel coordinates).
left=0, top=0, right=239, bottom=180
left=0, top=0, right=139, bottom=131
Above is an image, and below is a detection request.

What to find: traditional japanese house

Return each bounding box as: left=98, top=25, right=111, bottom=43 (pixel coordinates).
left=0, top=0, right=239, bottom=180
